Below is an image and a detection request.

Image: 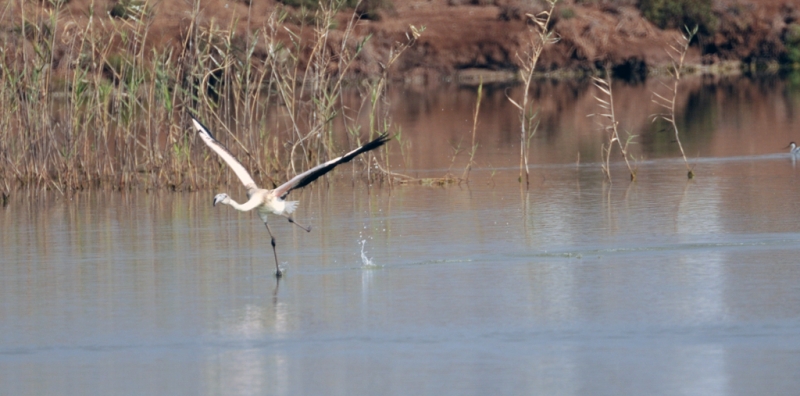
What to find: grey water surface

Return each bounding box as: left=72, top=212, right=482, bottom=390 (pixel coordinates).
left=3, top=77, right=800, bottom=395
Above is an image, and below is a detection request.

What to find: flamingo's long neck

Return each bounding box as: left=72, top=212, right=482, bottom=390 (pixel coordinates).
left=224, top=198, right=248, bottom=212
left=222, top=192, right=265, bottom=212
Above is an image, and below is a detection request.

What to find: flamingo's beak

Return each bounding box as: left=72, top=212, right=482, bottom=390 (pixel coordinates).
left=213, top=194, right=227, bottom=207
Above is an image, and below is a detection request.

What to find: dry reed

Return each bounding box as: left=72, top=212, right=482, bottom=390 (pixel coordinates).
left=652, top=25, right=698, bottom=179
left=591, top=73, right=637, bottom=181
left=461, top=79, right=482, bottom=182
left=507, top=0, right=559, bottom=187
left=0, top=0, right=408, bottom=198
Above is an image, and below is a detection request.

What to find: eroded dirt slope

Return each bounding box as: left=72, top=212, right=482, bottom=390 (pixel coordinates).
left=3, top=0, right=800, bottom=82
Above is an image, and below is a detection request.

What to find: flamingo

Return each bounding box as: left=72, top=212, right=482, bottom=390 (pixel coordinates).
left=191, top=115, right=390, bottom=277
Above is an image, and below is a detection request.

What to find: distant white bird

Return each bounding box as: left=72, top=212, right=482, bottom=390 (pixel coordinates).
left=191, top=115, right=390, bottom=277
left=788, top=142, right=800, bottom=155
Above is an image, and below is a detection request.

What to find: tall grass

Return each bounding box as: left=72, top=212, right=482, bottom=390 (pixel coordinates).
left=652, top=26, right=697, bottom=179
left=507, top=0, right=559, bottom=187
left=359, top=24, right=487, bottom=187
left=0, top=0, right=402, bottom=197
left=591, top=73, right=637, bottom=181
left=460, top=80, right=482, bottom=182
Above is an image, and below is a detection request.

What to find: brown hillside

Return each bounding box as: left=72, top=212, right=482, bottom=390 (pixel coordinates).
left=3, top=0, right=800, bottom=83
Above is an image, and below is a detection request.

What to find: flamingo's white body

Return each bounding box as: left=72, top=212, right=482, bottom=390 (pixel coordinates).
left=789, top=142, right=800, bottom=155
left=191, top=116, right=390, bottom=277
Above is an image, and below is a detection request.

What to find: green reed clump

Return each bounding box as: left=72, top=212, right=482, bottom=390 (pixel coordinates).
left=109, top=0, right=151, bottom=20
left=784, top=24, right=800, bottom=66
left=0, top=0, right=402, bottom=196
left=638, top=0, right=716, bottom=36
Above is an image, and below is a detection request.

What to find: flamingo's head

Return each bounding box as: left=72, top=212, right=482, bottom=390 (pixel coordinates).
left=212, top=193, right=229, bottom=207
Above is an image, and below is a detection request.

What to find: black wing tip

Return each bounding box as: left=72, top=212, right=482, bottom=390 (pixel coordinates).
left=278, top=133, right=391, bottom=198
left=189, top=114, right=216, bottom=140
left=341, top=133, right=390, bottom=162
left=365, top=133, right=391, bottom=150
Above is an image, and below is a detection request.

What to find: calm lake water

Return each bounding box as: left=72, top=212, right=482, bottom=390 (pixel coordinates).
left=3, top=76, right=800, bottom=395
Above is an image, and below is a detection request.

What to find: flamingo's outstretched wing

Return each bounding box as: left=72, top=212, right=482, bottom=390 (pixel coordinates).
left=191, top=116, right=257, bottom=191
left=273, top=134, right=391, bottom=198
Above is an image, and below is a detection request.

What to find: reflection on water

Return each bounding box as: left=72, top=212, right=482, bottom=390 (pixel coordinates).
left=4, top=77, right=800, bottom=395
left=383, top=75, right=800, bottom=172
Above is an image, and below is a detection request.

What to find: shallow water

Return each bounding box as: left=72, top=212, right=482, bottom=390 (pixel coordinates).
left=4, top=77, right=800, bottom=395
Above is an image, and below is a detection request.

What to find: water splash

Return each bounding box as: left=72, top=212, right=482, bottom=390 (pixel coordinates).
left=360, top=239, right=378, bottom=268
